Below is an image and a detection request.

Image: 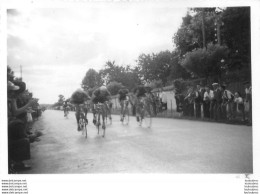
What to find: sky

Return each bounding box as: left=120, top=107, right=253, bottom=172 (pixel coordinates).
left=7, top=3, right=188, bottom=104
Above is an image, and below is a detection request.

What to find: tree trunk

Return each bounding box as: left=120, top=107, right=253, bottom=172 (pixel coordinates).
left=201, top=10, right=206, bottom=49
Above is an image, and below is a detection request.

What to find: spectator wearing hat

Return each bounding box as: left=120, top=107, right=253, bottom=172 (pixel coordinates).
left=7, top=81, right=32, bottom=172
left=184, top=87, right=195, bottom=117
left=8, top=81, right=38, bottom=137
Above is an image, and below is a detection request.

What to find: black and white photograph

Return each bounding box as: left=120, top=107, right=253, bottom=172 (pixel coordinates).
left=1, top=0, right=260, bottom=193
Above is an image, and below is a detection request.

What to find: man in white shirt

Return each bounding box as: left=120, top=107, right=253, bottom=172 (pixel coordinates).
left=159, top=88, right=167, bottom=111
left=203, top=85, right=213, bottom=118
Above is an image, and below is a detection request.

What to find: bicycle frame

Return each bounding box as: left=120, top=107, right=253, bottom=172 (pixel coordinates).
left=78, top=106, right=88, bottom=138
left=121, top=99, right=129, bottom=124
left=138, top=97, right=152, bottom=128
left=94, top=103, right=106, bottom=137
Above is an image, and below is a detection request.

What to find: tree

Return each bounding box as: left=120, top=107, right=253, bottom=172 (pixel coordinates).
left=221, top=7, right=251, bottom=81
left=100, top=61, right=141, bottom=91
left=82, top=69, right=103, bottom=89
left=173, top=8, right=217, bottom=55
left=107, top=81, right=123, bottom=95
left=137, top=50, right=190, bottom=86
left=181, top=43, right=229, bottom=80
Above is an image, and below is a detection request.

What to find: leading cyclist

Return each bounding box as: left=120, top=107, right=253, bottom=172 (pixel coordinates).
left=92, top=86, right=112, bottom=128
left=118, top=86, right=129, bottom=122
left=133, top=85, right=153, bottom=126
left=63, top=99, right=69, bottom=117
left=70, top=89, right=90, bottom=131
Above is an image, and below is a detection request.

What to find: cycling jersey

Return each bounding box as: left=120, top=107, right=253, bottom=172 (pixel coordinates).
left=134, top=86, right=147, bottom=98
left=92, top=88, right=111, bottom=104
left=118, top=88, right=129, bottom=101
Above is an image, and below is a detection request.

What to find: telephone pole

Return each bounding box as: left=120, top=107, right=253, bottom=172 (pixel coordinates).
left=20, top=65, right=23, bottom=80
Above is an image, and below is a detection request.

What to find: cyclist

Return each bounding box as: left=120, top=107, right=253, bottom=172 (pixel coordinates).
left=63, top=99, right=69, bottom=117
left=134, top=85, right=153, bottom=126
left=92, top=86, right=111, bottom=128
left=133, top=85, right=147, bottom=122
left=118, top=86, right=129, bottom=121
left=70, top=89, right=90, bottom=131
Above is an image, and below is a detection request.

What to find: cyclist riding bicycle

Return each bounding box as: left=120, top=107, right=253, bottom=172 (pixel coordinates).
left=63, top=100, right=69, bottom=117
left=134, top=85, right=153, bottom=123
left=118, top=87, right=129, bottom=121
left=92, top=86, right=112, bottom=127
left=70, top=89, right=90, bottom=131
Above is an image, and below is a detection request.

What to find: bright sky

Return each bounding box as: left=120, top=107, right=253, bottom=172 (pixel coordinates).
left=7, top=3, right=188, bottom=104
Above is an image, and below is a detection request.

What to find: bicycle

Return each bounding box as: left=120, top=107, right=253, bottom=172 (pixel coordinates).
left=64, top=107, right=69, bottom=119
left=120, top=99, right=130, bottom=125
left=104, top=101, right=112, bottom=125
left=94, top=102, right=106, bottom=137
left=78, top=107, right=88, bottom=138
left=137, top=97, right=152, bottom=128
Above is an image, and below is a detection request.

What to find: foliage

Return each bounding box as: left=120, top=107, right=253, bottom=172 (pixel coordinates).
left=173, top=9, right=216, bottom=55
left=100, top=61, right=141, bottom=91
left=221, top=7, right=251, bottom=75
left=181, top=43, right=229, bottom=79
left=82, top=69, right=103, bottom=90
left=137, top=50, right=190, bottom=86
left=106, top=81, right=124, bottom=96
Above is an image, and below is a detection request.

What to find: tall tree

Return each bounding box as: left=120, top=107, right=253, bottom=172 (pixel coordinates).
left=82, top=68, right=103, bottom=89
left=100, top=61, right=141, bottom=90
left=181, top=43, right=229, bottom=80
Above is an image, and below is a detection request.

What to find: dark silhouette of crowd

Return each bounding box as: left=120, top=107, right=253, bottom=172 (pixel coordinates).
left=7, top=67, right=43, bottom=173
left=174, top=82, right=252, bottom=125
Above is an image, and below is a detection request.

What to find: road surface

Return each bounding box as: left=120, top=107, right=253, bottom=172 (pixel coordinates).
left=25, top=110, right=252, bottom=174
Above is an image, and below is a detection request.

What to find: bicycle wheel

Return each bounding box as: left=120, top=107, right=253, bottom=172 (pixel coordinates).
left=97, top=112, right=100, bottom=134
left=123, top=107, right=129, bottom=125
left=102, top=124, right=105, bottom=137
left=83, top=120, right=87, bottom=138
left=143, top=107, right=152, bottom=128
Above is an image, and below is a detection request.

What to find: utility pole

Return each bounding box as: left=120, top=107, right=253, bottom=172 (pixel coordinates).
left=20, top=65, right=23, bottom=81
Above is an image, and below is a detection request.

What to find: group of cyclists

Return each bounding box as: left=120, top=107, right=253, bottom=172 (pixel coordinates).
left=62, top=84, right=154, bottom=135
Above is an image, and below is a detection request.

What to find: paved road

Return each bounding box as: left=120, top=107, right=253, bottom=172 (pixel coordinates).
left=25, top=110, right=252, bottom=174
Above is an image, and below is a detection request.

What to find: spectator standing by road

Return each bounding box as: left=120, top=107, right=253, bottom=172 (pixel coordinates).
left=159, top=88, right=167, bottom=111
left=221, top=84, right=234, bottom=121
left=234, top=92, right=245, bottom=121
left=184, top=87, right=195, bottom=117
left=194, top=84, right=205, bottom=118
left=212, top=83, right=223, bottom=121
left=243, top=81, right=252, bottom=125
left=203, top=85, right=213, bottom=119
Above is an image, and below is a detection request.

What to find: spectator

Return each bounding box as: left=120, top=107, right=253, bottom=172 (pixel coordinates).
left=212, top=83, right=223, bottom=121
left=159, top=88, right=167, bottom=111
left=243, top=81, right=252, bottom=125
left=234, top=92, right=245, bottom=121
left=7, top=81, right=32, bottom=172
left=221, top=84, right=234, bottom=121
left=184, top=87, right=195, bottom=117
left=203, top=85, right=213, bottom=118
left=194, top=84, right=205, bottom=118
left=8, top=81, right=38, bottom=141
